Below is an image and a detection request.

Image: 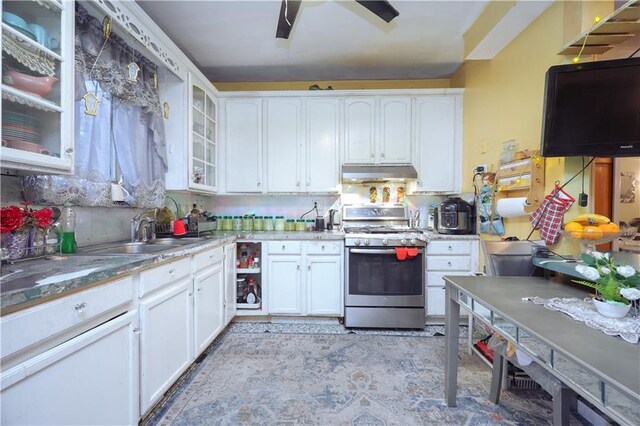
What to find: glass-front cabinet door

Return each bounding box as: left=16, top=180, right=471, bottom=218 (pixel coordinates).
left=188, top=73, right=217, bottom=192
left=1, top=0, right=74, bottom=174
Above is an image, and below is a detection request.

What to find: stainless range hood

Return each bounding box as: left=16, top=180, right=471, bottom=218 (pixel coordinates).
left=342, top=165, right=418, bottom=182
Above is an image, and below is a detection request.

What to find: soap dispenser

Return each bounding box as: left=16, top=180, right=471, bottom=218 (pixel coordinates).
left=60, top=203, right=77, bottom=254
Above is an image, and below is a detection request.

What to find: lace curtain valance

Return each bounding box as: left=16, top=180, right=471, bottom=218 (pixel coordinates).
left=22, top=3, right=168, bottom=209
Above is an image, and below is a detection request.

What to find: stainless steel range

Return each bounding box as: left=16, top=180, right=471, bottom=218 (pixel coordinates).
left=343, top=205, right=425, bottom=329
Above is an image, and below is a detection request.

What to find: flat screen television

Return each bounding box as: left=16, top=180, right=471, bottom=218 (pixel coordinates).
left=540, top=57, right=640, bottom=158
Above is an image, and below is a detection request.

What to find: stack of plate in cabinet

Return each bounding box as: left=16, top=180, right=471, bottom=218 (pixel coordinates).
left=2, top=110, right=41, bottom=150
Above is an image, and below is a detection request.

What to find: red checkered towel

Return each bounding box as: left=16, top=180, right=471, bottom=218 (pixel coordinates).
left=529, top=187, right=575, bottom=245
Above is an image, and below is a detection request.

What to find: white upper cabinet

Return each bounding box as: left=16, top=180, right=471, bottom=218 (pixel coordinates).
left=0, top=0, right=74, bottom=174
left=225, top=98, right=263, bottom=193
left=305, top=98, right=340, bottom=192
left=414, top=95, right=462, bottom=193
left=343, top=97, right=376, bottom=164
left=344, top=97, right=411, bottom=165
left=188, top=73, right=218, bottom=192
left=379, top=97, right=412, bottom=163
left=266, top=98, right=303, bottom=192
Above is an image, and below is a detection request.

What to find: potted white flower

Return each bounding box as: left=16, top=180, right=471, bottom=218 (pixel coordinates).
left=574, top=252, right=640, bottom=318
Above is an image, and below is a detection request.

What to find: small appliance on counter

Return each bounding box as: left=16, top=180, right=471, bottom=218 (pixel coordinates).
left=434, top=197, right=475, bottom=235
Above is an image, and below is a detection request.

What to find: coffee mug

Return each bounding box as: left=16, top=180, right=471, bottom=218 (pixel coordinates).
left=28, top=23, right=59, bottom=50
left=110, top=182, right=130, bottom=202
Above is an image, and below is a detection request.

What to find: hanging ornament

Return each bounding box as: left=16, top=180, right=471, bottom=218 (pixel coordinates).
left=163, top=101, right=169, bottom=119
left=102, top=15, right=112, bottom=40
left=127, top=62, right=140, bottom=82
left=153, top=71, right=158, bottom=90
left=83, top=93, right=99, bottom=116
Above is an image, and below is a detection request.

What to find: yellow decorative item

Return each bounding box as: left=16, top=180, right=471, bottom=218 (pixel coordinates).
left=153, top=71, right=158, bottom=90
left=127, top=62, right=140, bottom=82
left=163, top=102, right=169, bottom=119
left=102, top=15, right=111, bottom=40
left=82, top=92, right=99, bottom=116
left=569, top=213, right=610, bottom=225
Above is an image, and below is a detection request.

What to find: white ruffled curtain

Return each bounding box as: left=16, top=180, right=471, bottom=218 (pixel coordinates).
left=22, top=3, right=167, bottom=208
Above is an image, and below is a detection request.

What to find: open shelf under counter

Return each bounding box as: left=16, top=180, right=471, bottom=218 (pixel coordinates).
left=237, top=267, right=261, bottom=274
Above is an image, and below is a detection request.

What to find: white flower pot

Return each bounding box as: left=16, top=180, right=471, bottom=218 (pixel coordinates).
left=593, top=298, right=631, bottom=318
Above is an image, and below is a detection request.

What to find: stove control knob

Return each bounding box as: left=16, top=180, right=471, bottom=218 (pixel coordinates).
left=410, top=238, right=417, bottom=246
left=354, top=239, right=361, bottom=246
left=400, top=239, right=407, bottom=245
left=364, top=239, right=370, bottom=246
left=382, top=239, right=388, bottom=246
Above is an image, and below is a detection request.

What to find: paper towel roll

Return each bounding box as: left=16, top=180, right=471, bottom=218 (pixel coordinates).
left=496, top=197, right=528, bottom=218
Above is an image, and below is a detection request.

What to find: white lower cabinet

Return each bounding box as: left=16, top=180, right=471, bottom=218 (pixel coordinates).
left=193, top=252, right=224, bottom=356
left=268, top=254, right=303, bottom=314
left=139, top=260, right=193, bottom=415
left=267, top=241, right=343, bottom=316
left=307, top=255, right=343, bottom=316
left=1, top=308, right=138, bottom=426
left=425, top=239, right=479, bottom=317
left=223, top=242, right=237, bottom=325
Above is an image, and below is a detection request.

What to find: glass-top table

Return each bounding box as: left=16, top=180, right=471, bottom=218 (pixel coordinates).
left=444, top=275, right=639, bottom=426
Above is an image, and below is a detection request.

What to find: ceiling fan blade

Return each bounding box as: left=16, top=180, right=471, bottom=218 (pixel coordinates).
left=276, top=0, right=302, bottom=39
left=355, top=0, right=399, bottom=23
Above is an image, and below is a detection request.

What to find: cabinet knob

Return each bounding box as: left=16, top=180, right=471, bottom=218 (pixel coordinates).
left=169, top=268, right=176, bottom=275
left=447, top=261, right=452, bottom=267
left=448, top=245, right=453, bottom=251
left=282, top=245, right=285, bottom=250
left=308, top=265, right=311, bottom=271
left=133, top=327, right=141, bottom=334
left=74, top=302, right=87, bottom=313
left=297, top=181, right=300, bottom=186
left=322, top=245, right=325, bottom=250
left=257, top=182, right=261, bottom=187
left=297, top=264, right=300, bottom=270
left=197, top=287, right=202, bottom=292
left=381, top=153, right=386, bottom=158
left=370, top=153, right=375, bottom=158
left=65, top=147, right=74, bottom=154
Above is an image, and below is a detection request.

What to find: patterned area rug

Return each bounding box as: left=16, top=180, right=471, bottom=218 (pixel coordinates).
left=144, top=325, right=582, bottom=425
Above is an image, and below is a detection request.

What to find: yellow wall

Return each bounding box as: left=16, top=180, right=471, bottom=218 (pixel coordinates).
left=451, top=2, right=599, bottom=254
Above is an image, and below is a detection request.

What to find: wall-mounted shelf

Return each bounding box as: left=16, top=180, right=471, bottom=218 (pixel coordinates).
left=496, top=150, right=545, bottom=212
left=559, top=0, right=639, bottom=56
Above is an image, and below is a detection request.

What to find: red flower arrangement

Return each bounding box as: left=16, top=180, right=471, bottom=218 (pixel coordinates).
left=0, top=202, right=54, bottom=234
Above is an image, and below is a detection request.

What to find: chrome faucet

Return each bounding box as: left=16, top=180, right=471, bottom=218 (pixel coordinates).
left=131, top=213, right=156, bottom=242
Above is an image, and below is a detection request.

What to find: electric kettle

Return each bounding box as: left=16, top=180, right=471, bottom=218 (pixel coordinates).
left=327, top=209, right=337, bottom=230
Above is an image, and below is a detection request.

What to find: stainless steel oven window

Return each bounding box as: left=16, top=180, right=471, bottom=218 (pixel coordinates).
left=346, top=248, right=424, bottom=297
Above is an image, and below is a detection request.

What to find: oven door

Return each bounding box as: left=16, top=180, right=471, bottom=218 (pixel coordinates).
left=345, top=246, right=425, bottom=307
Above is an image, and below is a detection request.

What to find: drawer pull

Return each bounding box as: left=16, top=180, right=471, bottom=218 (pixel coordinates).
left=447, top=261, right=452, bottom=266
left=297, top=264, right=300, bottom=270
left=322, top=245, right=325, bottom=250
left=74, top=302, right=87, bottom=313
left=209, top=254, right=214, bottom=260
left=448, top=245, right=453, bottom=251
left=282, top=245, right=285, bottom=250
left=169, top=268, right=176, bottom=275
left=308, top=265, right=311, bottom=271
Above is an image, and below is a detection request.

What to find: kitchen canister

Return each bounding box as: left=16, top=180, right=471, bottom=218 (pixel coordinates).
left=306, top=219, right=314, bottom=231
left=232, top=216, right=242, bottom=231
left=254, top=216, right=264, bottom=231
left=264, top=216, right=274, bottom=231
left=274, top=216, right=285, bottom=231
left=295, top=219, right=306, bottom=231
left=242, top=215, right=253, bottom=231
left=285, top=219, right=295, bottom=231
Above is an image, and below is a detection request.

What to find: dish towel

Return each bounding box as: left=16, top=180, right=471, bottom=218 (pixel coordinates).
left=529, top=186, right=575, bottom=245
left=406, top=247, right=418, bottom=258
left=395, top=247, right=407, bottom=261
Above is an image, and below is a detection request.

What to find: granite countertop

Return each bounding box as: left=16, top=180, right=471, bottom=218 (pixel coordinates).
left=0, top=229, right=476, bottom=314
left=0, top=231, right=344, bottom=314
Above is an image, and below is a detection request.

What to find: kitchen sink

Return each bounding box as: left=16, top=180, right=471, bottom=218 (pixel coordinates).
left=79, top=238, right=206, bottom=256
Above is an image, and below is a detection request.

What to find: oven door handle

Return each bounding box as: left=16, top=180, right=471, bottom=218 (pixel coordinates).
left=349, top=248, right=424, bottom=255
